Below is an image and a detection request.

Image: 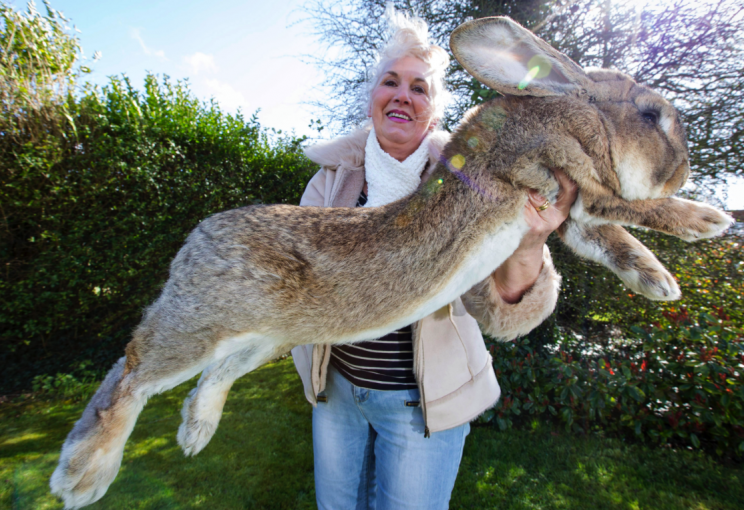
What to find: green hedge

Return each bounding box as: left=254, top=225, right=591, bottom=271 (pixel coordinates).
left=0, top=75, right=317, bottom=392
left=485, top=313, right=744, bottom=457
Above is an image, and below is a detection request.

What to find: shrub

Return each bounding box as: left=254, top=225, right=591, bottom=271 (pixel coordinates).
left=0, top=73, right=317, bottom=392
left=486, top=312, right=744, bottom=457
left=31, top=359, right=102, bottom=402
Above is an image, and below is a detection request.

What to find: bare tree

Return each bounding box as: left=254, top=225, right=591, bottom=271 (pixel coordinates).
left=300, top=0, right=555, bottom=132
left=304, top=0, right=743, bottom=186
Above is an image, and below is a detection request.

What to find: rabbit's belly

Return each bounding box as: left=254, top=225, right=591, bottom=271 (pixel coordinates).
left=205, top=215, right=529, bottom=349
left=212, top=332, right=281, bottom=366
left=415, top=214, right=530, bottom=315
left=330, top=214, right=530, bottom=345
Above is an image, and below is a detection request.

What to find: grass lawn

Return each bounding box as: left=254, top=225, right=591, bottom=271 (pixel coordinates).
left=1, top=358, right=742, bottom=509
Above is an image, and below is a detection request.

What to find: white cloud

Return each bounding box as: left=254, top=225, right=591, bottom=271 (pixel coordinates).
left=130, top=28, right=167, bottom=59
left=205, top=79, right=248, bottom=112
left=184, top=52, right=218, bottom=75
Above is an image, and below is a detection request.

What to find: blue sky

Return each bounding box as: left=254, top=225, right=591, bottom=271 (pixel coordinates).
left=14, top=0, right=744, bottom=209
left=41, top=0, right=325, bottom=138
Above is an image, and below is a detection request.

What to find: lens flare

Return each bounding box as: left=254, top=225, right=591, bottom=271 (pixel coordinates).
left=467, top=137, right=479, bottom=148
left=518, top=66, right=540, bottom=90
left=438, top=154, right=499, bottom=203
left=450, top=154, right=466, bottom=169
left=518, top=55, right=553, bottom=90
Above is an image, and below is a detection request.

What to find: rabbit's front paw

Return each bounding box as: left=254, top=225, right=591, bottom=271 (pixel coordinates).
left=678, top=203, right=734, bottom=241
left=625, top=264, right=681, bottom=301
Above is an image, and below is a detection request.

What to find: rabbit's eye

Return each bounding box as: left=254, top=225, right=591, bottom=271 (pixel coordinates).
left=641, top=110, right=659, bottom=125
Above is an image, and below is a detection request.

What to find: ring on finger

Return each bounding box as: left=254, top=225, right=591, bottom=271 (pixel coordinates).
left=535, top=199, right=550, bottom=212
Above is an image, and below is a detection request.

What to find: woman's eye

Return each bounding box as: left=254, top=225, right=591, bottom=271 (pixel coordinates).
left=413, top=86, right=426, bottom=94
left=384, top=80, right=397, bottom=87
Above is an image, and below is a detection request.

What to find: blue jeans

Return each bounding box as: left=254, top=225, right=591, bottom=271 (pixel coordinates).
left=313, top=365, right=470, bottom=510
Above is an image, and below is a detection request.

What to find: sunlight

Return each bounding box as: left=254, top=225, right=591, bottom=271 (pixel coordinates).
left=722, top=176, right=744, bottom=210
left=1, top=431, right=46, bottom=446
left=129, top=437, right=171, bottom=458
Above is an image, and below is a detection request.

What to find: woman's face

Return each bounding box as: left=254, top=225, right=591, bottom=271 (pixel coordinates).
left=368, top=56, right=436, bottom=161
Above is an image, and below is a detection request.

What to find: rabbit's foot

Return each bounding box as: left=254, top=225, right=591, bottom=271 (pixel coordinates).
left=51, top=441, right=124, bottom=509
left=618, top=261, right=681, bottom=301
left=177, top=417, right=218, bottom=457
left=676, top=201, right=734, bottom=241
left=51, top=358, right=144, bottom=509
left=560, top=222, right=682, bottom=301
left=177, top=347, right=266, bottom=457
left=177, top=386, right=224, bottom=457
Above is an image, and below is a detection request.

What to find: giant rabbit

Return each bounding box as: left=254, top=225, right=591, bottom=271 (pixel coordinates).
left=51, top=16, right=732, bottom=509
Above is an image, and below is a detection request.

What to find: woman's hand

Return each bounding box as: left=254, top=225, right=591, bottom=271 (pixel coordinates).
left=493, top=169, right=579, bottom=303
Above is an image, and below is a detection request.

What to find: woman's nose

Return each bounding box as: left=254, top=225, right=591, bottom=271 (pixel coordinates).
left=394, top=88, right=411, bottom=104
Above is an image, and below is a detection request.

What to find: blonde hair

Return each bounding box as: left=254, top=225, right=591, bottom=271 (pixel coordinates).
left=365, top=6, right=451, bottom=122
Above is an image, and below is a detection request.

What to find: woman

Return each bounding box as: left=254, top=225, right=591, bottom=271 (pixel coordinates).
left=291, top=9, right=577, bottom=510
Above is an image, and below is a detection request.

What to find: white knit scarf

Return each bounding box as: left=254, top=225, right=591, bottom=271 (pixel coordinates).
left=363, top=128, right=430, bottom=208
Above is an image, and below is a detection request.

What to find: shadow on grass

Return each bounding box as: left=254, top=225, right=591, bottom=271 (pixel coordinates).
left=2, top=359, right=743, bottom=509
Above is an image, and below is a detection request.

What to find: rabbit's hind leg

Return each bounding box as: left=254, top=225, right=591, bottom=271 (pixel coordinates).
left=178, top=340, right=276, bottom=457
left=51, top=346, right=210, bottom=509
left=50, top=357, right=135, bottom=509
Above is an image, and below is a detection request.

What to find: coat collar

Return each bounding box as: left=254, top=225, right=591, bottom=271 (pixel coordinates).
left=304, top=125, right=451, bottom=208
left=304, top=124, right=451, bottom=173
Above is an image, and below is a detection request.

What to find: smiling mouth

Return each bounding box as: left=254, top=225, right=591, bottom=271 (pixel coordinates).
left=387, top=111, right=412, bottom=121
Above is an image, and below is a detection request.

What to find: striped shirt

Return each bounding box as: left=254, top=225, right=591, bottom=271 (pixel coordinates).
left=330, top=326, right=417, bottom=390
left=328, top=189, right=418, bottom=391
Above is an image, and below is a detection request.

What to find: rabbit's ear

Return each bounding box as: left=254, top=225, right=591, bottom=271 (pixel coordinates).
left=450, top=17, right=592, bottom=97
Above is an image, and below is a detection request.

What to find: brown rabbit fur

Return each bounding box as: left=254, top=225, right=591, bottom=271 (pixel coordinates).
left=51, top=17, right=733, bottom=509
